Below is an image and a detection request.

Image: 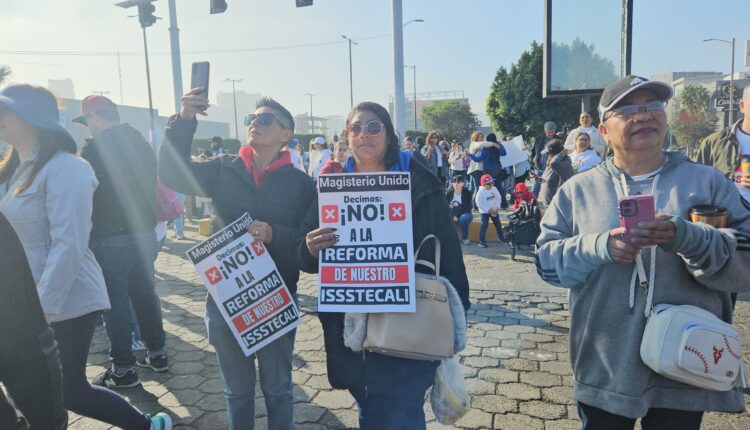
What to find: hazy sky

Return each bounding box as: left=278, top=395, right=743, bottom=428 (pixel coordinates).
left=2, top=0, right=748, bottom=126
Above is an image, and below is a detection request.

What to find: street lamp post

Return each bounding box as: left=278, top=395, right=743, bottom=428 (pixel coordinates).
left=404, top=65, right=416, bottom=131
left=391, top=2, right=424, bottom=140
left=305, top=93, right=318, bottom=135
left=225, top=78, right=242, bottom=140
left=704, top=37, right=736, bottom=125
left=342, top=35, right=358, bottom=109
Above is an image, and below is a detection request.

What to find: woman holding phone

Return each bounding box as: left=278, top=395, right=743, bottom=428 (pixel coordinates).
left=535, top=76, right=750, bottom=429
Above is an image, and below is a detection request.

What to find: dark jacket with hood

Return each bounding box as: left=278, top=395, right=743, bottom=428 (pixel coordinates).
left=158, top=115, right=315, bottom=295
left=297, top=151, right=470, bottom=390
left=80, top=123, right=157, bottom=239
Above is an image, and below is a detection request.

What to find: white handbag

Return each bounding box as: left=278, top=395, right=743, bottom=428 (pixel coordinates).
left=640, top=303, right=743, bottom=391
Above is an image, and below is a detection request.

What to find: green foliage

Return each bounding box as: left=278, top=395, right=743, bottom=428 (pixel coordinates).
left=669, top=85, right=718, bottom=153
left=550, top=38, right=618, bottom=91
left=420, top=100, right=480, bottom=141
left=0, top=66, right=10, bottom=85
left=486, top=41, right=601, bottom=141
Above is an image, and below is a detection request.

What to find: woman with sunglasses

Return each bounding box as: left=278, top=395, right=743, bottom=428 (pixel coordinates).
left=0, top=84, right=171, bottom=429
left=299, top=102, right=471, bottom=430
left=160, top=88, right=315, bottom=429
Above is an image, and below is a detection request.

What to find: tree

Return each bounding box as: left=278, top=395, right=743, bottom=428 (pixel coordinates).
left=550, top=38, right=618, bottom=92
left=0, top=66, right=10, bottom=85
left=420, top=100, right=480, bottom=141
left=670, top=85, right=717, bottom=156
left=486, top=41, right=604, bottom=140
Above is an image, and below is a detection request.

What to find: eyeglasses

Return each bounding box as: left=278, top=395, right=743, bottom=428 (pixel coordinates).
left=244, top=112, right=290, bottom=129
left=348, top=120, right=384, bottom=137
left=606, top=100, right=666, bottom=120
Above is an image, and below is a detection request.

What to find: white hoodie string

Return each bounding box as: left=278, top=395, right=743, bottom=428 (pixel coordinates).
left=614, top=172, right=659, bottom=318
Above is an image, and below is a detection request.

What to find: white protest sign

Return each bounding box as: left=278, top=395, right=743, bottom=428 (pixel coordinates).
left=186, top=213, right=300, bottom=356
left=317, top=172, right=415, bottom=313
left=499, top=135, right=529, bottom=167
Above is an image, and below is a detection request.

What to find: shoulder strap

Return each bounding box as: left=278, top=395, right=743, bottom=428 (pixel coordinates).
left=414, top=234, right=441, bottom=277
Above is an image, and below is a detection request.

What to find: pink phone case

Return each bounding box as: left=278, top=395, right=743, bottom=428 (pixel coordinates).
left=619, top=195, right=655, bottom=242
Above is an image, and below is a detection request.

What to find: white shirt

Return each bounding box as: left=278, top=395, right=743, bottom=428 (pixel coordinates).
left=734, top=128, right=750, bottom=201
left=571, top=149, right=602, bottom=173
left=475, top=186, right=502, bottom=214
left=289, top=149, right=305, bottom=172
left=310, top=148, right=332, bottom=180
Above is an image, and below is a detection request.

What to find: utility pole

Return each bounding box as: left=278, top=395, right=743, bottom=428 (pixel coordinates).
left=704, top=37, right=737, bottom=126
left=142, top=26, right=156, bottom=143
left=305, top=93, right=318, bottom=135
left=167, top=0, right=183, bottom=114
left=405, top=65, right=416, bottom=131
left=117, top=51, right=124, bottom=104
left=391, top=0, right=405, bottom=140
left=342, top=35, right=358, bottom=109
left=225, top=78, right=242, bottom=140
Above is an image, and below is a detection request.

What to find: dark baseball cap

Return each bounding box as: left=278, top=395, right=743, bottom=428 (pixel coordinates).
left=72, top=95, right=118, bottom=125
left=598, top=75, right=672, bottom=123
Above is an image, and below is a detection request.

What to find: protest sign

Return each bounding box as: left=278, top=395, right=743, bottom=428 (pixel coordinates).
left=499, top=135, right=529, bottom=167
left=317, top=172, right=415, bottom=313
left=186, top=213, right=300, bottom=356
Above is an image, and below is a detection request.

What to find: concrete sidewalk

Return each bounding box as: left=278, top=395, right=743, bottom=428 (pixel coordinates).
left=69, top=221, right=750, bottom=429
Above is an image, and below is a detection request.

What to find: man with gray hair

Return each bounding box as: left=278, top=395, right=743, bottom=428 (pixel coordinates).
left=532, top=121, right=557, bottom=196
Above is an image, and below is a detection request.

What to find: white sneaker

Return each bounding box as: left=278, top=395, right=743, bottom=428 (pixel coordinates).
left=462, top=239, right=471, bottom=245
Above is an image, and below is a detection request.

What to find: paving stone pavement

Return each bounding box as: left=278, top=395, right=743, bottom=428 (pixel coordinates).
left=69, top=221, right=750, bottom=429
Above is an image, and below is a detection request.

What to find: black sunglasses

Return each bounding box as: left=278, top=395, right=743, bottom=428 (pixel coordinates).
left=348, top=120, right=384, bottom=137
left=244, top=112, right=290, bottom=129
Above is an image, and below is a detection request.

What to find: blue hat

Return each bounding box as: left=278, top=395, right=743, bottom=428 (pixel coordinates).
left=0, top=85, right=74, bottom=142
left=288, top=138, right=299, bottom=149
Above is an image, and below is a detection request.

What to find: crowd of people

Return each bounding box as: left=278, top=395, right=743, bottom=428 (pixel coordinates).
left=0, top=72, right=749, bottom=430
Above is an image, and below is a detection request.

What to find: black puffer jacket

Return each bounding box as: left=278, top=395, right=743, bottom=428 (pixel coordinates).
left=80, top=123, right=157, bottom=239
left=159, top=116, right=315, bottom=294
left=297, top=155, right=470, bottom=389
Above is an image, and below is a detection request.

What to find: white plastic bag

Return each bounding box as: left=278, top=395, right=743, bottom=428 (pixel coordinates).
left=430, top=357, right=471, bottom=425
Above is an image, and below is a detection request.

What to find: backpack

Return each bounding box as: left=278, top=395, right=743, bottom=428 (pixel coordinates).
left=156, top=180, right=184, bottom=222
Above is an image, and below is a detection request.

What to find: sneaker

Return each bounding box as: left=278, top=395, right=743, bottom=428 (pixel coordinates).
left=137, top=354, right=169, bottom=372
left=96, top=367, right=140, bottom=388
left=478, top=242, right=488, bottom=248
left=462, top=239, right=471, bottom=245
left=147, top=412, right=173, bottom=430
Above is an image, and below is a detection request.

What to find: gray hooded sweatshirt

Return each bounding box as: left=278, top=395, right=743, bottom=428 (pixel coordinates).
left=535, top=152, right=750, bottom=418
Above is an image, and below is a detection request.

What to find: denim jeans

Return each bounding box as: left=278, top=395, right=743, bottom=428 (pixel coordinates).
left=91, top=231, right=166, bottom=368
left=354, top=352, right=439, bottom=430
left=469, top=171, right=484, bottom=209
left=206, top=296, right=296, bottom=430
left=479, top=213, right=503, bottom=243
left=577, top=402, right=703, bottom=430
left=52, top=312, right=150, bottom=429
left=174, top=193, right=185, bottom=237
left=454, top=213, right=473, bottom=240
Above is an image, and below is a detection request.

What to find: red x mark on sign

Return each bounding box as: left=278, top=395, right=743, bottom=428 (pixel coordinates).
left=321, top=205, right=339, bottom=224
left=251, top=239, right=266, bottom=256
left=205, top=267, right=222, bottom=285
left=389, top=203, right=406, bottom=221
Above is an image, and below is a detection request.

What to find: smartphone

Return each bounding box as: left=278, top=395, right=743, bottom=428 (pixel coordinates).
left=619, top=195, right=655, bottom=242
left=190, top=61, right=210, bottom=110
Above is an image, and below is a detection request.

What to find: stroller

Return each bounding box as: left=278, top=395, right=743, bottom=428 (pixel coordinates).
left=506, top=201, right=541, bottom=261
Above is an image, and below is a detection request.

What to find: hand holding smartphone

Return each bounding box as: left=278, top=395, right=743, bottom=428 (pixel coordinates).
left=618, top=195, right=655, bottom=244
left=190, top=61, right=210, bottom=111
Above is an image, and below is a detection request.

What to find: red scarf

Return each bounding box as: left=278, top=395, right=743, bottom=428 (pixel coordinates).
left=238, top=146, right=292, bottom=186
